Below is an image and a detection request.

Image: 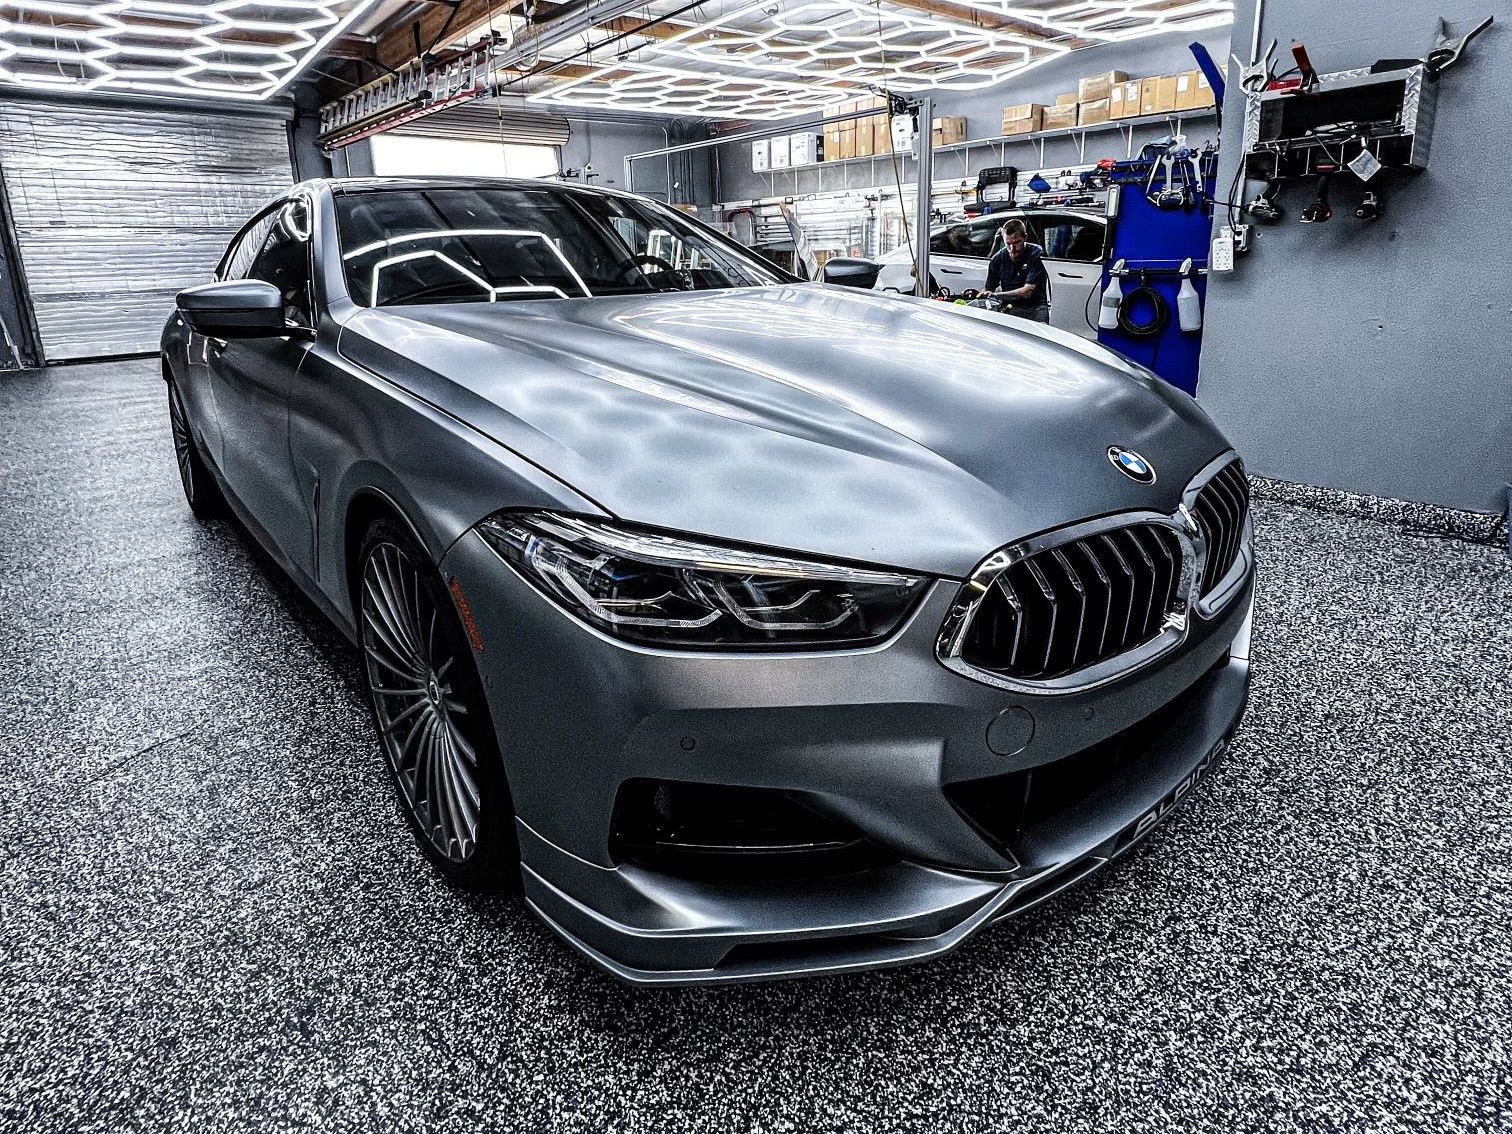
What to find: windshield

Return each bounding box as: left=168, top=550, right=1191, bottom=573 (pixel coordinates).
left=335, top=186, right=787, bottom=307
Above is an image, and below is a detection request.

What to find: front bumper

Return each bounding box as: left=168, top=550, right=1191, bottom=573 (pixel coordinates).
left=441, top=529, right=1253, bottom=985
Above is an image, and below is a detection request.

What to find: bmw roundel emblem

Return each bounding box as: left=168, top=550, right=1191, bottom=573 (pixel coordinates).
left=1108, top=445, right=1156, bottom=484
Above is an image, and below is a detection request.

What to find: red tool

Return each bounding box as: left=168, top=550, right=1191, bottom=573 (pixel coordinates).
left=1291, top=42, right=1317, bottom=91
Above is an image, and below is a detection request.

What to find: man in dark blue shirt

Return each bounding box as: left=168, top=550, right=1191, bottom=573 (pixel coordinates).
left=984, top=218, right=1049, bottom=322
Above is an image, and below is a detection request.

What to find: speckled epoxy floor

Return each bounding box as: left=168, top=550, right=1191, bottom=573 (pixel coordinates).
left=3, top=358, right=1510, bottom=1133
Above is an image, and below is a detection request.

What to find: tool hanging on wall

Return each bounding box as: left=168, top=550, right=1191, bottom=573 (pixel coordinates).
left=1143, top=141, right=1214, bottom=211
left=1290, top=42, right=1318, bottom=92
left=1234, top=38, right=1278, bottom=94
left=1099, top=147, right=1216, bottom=393
left=1238, top=14, right=1494, bottom=222
left=1299, top=174, right=1333, bottom=223
left=1424, top=15, right=1494, bottom=80
left=1118, top=270, right=1170, bottom=339
left=1245, top=180, right=1285, bottom=224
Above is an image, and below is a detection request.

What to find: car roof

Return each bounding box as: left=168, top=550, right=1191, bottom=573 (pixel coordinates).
left=301, top=175, right=644, bottom=202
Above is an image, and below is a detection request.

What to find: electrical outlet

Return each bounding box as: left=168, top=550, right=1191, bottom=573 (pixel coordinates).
left=1211, top=227, right=1235, bottom=272
left=1232, top=224, right=1252, bottom=254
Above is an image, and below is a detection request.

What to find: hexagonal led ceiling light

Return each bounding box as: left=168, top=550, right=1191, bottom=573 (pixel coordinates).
left=536, top=60, right=854, bottom=121
left=955, top=0, right=1235, bottom=42
left=529, top=0, right=1231, bottom=119
left=0, top=0, right=381, bottom=100
left=640, top=0, right=1071, bottom=93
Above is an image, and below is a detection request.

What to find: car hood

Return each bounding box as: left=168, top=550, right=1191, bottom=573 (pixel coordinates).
left=339, top=285, right=1230, bottom=577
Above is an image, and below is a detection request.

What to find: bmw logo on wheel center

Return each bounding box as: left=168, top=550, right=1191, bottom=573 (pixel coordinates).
left=1107, top=445, right=1156, bottom=484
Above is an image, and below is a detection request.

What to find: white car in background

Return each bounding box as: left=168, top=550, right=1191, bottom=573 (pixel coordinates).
left=872, top=208, right=1106, bottom=340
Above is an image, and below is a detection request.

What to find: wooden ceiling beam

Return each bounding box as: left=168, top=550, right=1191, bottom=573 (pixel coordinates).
left=370, top=0, right=528, bottom=70
left=880, top=0, right=1091, bottom=48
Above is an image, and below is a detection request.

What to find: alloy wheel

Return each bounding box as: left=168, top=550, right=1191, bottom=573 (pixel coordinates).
left=168, top=383, right=197, bottom=502
left=360, top=542, right=482, bottom=863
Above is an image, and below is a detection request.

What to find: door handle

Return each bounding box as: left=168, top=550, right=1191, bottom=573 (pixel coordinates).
left=939, top=267, right=963, bottom=274
left=1056, top=271, right=1080, bottom=278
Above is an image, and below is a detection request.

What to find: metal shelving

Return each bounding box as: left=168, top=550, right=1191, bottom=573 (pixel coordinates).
left=759, top=106, right=1219, bottom=177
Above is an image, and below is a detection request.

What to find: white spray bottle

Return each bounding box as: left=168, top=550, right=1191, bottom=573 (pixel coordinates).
left=1098, top=258, right=1125, bottom=331
left=1177, top=257, right=1202, bottom=332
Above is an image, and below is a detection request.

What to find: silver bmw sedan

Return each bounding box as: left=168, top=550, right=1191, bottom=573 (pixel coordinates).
left=162, top=176, right=1253, bottom=985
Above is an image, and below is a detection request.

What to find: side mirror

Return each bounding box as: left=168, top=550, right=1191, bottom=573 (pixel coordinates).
left=176, top=279, right=288, bottom=339
left=821, top=257, right=882, bottom=290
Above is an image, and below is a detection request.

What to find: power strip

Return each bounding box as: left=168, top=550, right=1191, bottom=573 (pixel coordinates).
left=1211, top=227, right=1235, bottom=272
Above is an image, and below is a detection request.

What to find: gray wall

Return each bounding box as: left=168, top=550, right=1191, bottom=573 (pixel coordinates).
left=713, top=29, right=1232, bottom=203
left=559, top=114, right=712, bottom=204
left=1197, top=0, right=1510, bottom=514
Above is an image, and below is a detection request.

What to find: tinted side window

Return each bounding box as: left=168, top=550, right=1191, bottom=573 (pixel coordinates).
left=246, top=211, right=312, bottom=324
left=220, top=212, right=278, bottom=281
left=967, top=221, right=998, bottom=257
left=1038, top=216, right=1104, bottom=262
left=930, top=224, right=977, bottom=256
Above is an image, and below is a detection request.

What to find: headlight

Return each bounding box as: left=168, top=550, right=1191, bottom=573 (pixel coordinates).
left=479, top=512, right=927, bottom=649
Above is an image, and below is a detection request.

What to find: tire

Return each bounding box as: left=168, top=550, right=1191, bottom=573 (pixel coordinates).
left=356, top=518, right=520, bottom=891
left=166, top=377, right=226, bottom=520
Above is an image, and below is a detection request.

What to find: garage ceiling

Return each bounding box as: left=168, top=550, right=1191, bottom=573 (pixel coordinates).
left=0, top=0, right=382, bottom=100
left=522, top=0, right=1234, bottom=118
left=0, top=1, right=1235, bottom=124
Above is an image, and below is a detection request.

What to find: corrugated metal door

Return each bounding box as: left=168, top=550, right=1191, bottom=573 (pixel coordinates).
left=0, top=102, right=292, bottom=361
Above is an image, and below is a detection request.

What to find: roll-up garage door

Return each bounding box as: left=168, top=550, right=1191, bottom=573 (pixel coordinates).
left=0, top=102, right=292, bottom=361
left=390, top=103, right=570, bottom=146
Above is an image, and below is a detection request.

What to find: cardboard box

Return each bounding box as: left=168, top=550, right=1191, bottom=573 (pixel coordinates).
left=768, top=134, right=790, bottom=169
left=931, top=115, right=967, bottom=145
left=824, top=124, right=842, bottom=160
left=1139, top=76, right=1161, bottom=115
left=1055, top=92, right=1080, bottom=106
left=1001, top=103, right=1044, bottom=136
left=838, top=122, right=856, bottom=160
left=1042, top=104, right=1078, bottom=131
left=1078, top=69, right=1128, bottom=104
left=1174, top=69, right=1199, bottom=111
left=873, top=114, right=892, bottom=154
left=1194, top=71, right=1215, bottom=108
left=1156, top=74, right=1179, bottom=113
left=1001, top=109, right=1044, bottom=136
left=855, top=118, right=875, bottom=157
left=1109, top=80, right=1136, bottom=119
left=1078, top=98, right=1110, bottom=127
left=751, top=138, right=769, bottom=172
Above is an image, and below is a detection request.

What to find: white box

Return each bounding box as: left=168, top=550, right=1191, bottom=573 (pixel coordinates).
left=789, top=132, right=822, bottom=166
left=769, top=135, right=791, bottom=169
left=890, top=114, right=917, bottom=157
left=751, top=139, right=769, bottom=172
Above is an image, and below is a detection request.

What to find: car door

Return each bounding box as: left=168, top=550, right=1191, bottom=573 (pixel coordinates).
left=1033, top=212, right=1106, bottom=340
left=208, top=200, right=317, bottom=568
left=178, top=214, right=281, bottom=468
